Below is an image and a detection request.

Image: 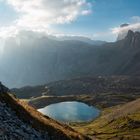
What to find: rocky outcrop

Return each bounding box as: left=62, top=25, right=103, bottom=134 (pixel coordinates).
left=0, top=82, right=89, bottom=140
left=117, top=23, right=129, bottom=41
left=0, top=82, right=9, bottom=93
left=124, top=30, right=140, bottom=48
left=133, top=31, right=140, bottom=48
left=0, top=83, right=49, bottom=139
left=0, top=101, right=49, bottom=140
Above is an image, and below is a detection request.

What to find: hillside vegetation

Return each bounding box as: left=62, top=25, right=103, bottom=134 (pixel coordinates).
left=72, top=98, right=140, bottom=140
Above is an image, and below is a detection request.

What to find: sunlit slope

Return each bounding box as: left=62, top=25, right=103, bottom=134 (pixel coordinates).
left=0, top=85, right=90, bottom=140
left=73, top=98, right=140, bottom=140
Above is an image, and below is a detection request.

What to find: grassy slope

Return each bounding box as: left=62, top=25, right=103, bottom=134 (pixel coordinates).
left=72, top=98, right=140, bottom=140
left=0, top=92, right=90, bottom=140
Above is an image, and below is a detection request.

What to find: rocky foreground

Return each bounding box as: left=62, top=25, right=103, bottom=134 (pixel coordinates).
left=0, top=82, right=89, bottom=140
left=0, top=101, right=49, bottom=140
left=1, top=83, right=48, bottom=139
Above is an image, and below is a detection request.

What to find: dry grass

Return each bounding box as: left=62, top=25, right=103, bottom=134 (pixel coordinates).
left=0, top=92, right=90, bottom=140
left=71, top=99, right=140, bottom=140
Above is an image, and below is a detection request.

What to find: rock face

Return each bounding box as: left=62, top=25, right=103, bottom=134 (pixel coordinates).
left=0, top=82, right=9, bottom=93
left=0, top=82, right=49, bottom=139
left=0, top=101, right=49, bottom=140
left=124, top=30, right=140, bottom=48
left=132, top=31, right=140, bottom=48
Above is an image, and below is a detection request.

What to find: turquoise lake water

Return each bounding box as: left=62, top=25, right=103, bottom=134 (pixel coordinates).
left=38, top=101, right=100, bottom=123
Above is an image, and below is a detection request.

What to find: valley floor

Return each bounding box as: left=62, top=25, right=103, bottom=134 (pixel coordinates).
left=27, top=95, right=140, bottom=140
left=11, top=76, right=140, bottom=139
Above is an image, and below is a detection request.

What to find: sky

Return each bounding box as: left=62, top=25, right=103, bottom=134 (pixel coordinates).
left=0, top=0, right=140, bottom=41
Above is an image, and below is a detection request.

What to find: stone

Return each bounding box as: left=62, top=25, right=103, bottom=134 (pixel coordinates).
left=0, top=100, right=49, bottom=140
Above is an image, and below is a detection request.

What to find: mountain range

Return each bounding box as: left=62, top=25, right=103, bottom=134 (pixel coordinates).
left=1, top=30, right=140, bottom=88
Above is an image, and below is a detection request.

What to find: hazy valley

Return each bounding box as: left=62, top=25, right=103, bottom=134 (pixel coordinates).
left=1, top=30, right=140, bottom=88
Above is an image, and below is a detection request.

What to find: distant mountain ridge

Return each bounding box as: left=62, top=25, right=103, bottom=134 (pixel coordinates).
left=48, top=35, right=106, bottom=45
left=124, top=30, right=140, bottom=48
left=1, top=30, right=140, bottom=87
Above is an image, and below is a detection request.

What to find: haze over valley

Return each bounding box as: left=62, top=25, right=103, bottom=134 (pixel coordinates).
left=1, top=29, right=140, bottom=88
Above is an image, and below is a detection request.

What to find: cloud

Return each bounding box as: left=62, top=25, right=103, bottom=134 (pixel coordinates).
left=111, top=19, right=140, bottom=40
left=0, top=0, right=92, bottom=38
left=0, top=26, right=18, bottom=38
left=111, top=22, right=140, bottom=35
left=131, top=16, right=140, bottom=23
left=6, top=0, right=92, bottom=30
left=81, top=10, right=92, bottom=15
left=111, top=16, right=140, bottom=36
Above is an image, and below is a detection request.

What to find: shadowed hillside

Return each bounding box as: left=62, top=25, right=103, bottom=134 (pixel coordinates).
left=12, top=76, right=140, bottom=109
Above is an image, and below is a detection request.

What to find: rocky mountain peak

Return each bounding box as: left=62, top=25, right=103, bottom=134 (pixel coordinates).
left=126, top=30, right=135, bottom=38
left=123, top=30, right=140, bottom=48
left=117, top=23, right=129, bottom=41
left=0, top=82, right=49, bottom=140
